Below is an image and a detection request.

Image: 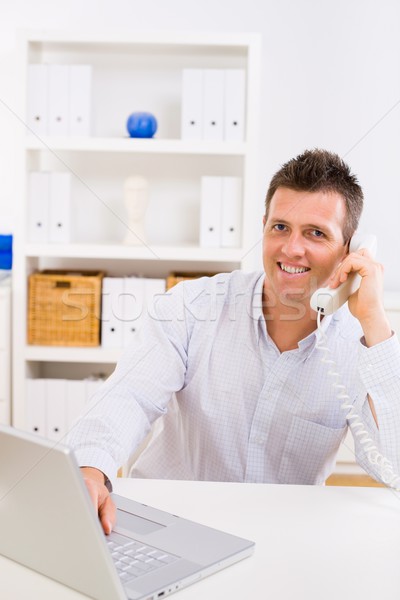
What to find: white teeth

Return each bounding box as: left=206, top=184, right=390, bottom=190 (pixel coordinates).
left=279, top=263, right=309, bottom=274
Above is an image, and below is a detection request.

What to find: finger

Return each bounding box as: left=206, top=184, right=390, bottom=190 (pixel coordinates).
left=329, top=262, right=351, bottom=288
left=329, top=254, right=370, bottom=287
left=328, top=260, right=345, bottom=289
left=99, top=494, right=117, bottom=535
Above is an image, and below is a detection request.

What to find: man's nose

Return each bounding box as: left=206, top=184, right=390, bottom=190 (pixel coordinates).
left=282, top=233, right=306, bottom=257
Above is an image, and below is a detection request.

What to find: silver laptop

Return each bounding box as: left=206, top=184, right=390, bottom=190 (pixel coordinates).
left=0, top=425, right=254, bottom=600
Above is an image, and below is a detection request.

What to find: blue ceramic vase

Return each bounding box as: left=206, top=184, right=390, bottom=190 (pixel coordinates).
left=126, top=112, right=158, bottom=138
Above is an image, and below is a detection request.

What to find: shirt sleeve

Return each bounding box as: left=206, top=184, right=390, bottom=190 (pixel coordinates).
left=352, top=332, right=400, bottom=486
left=66, top=283, right=190, bottom=482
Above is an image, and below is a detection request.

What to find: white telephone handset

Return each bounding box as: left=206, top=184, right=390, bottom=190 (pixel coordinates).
left=310, top=233, right=377, bottom=315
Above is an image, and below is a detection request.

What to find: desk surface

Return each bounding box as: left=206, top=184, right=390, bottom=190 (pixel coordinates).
left=2, top=479, right=400, bottom=600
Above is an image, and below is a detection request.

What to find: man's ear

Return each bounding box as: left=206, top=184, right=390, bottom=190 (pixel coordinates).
left=262, top=215, right=266, bottom=228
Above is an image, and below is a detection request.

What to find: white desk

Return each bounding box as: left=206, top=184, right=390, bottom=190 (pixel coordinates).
left=2, top=479, right=400, bottom=600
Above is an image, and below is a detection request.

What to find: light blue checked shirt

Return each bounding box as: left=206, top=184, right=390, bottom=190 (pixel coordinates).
left=69, top=271, right=400, bottom=485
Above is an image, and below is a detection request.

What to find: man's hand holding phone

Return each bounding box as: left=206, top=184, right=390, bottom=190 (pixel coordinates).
left=329, top=245, right=391, bottom=347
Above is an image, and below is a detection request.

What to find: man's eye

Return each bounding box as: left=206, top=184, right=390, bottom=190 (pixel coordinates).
left=311, top=229, right=324, bottom=238
left=273, top=224, right=287, bottom=232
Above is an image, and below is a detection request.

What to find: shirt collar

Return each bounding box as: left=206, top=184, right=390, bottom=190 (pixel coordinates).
left=250, top=273, right=266, bottom=344
left=251, top=273, right=334, bottom=353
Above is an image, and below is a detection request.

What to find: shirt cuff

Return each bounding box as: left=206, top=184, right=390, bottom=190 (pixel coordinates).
left=73, top=447, right=119, bottom=484
left=358, top=331, right=400, bottom=388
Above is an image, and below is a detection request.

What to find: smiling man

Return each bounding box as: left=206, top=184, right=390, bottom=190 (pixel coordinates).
left=262, top=186, right=350, bottom=351
left=68, top=149, right=400, bottom=534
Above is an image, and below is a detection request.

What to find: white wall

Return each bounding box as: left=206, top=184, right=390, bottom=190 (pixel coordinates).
left=1, top=0, right=400, bottom=288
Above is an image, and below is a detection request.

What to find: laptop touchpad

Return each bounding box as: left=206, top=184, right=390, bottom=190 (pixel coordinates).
left=116, top=508, right=166, bottom=535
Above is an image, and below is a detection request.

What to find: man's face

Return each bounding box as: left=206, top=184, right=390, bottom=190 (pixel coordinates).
left=262, top=187, right=349, bottom=303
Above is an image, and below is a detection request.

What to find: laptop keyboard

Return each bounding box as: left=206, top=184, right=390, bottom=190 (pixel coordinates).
left=106, top=531, right=179, bottom=584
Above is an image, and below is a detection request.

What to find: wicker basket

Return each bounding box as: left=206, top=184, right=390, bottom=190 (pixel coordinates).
left=28, top=270, right=104, bottom=346
left=166, top=271, right=218, bottom=290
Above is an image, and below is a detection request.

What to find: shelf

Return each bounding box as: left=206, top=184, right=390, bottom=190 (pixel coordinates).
left=25, top=243, right=244, bottom=262
left=24, top=136, right=247, bottom=156
left=25, top=345, right=121, bottom=363
left=24, top=29, right=257, bottom=49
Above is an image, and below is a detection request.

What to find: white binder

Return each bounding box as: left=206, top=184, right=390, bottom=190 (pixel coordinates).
left=200, top=176, right=222, bottom=247
left=181, top=69, right=204, bottom=140
left=48, top=65, right=69, bottom=136
left=66, top=380, right=87, bottom=429
left=46, top=379, right=67, bottom=442
left=26, top=379, right=47, bottom=438
left=221, top=177, right=242, bottom=247
left=28, top=172, right=50, bottom=243
left=224, top=70, right=246, bottom=142
left=27, top=64, right=49, bottom=137
left=101, top=277, right=124, bottom=348
left=49, top=172, right=71, bottom=243
left=122, top=277, right=145, bottom=347
left=69, top=65, right=92, bottom=136
left=203, top=70, right=224, bottom=141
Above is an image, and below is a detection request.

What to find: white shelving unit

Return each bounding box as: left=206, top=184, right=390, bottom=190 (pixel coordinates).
left=12, top=30, right=261, bottom=431
left=25, top=243, right=245, bottom=262
left=25, top=137, right=247, bottom=155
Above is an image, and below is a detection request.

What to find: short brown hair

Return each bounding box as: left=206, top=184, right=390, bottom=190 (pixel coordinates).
left=265, top=149, right=364, bottom=243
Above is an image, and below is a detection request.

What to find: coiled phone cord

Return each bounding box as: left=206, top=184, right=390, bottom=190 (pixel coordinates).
left=316, top=310, right=400, bottom=491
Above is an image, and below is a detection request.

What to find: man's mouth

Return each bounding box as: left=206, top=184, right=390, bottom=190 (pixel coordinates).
left=278, top=262, right=311, bottom=274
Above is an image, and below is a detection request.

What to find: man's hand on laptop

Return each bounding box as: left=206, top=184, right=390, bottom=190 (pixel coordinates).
left=80, top=467, right=116, bottom=535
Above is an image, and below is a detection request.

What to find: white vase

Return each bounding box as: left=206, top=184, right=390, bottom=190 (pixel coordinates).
left=123, top=176, right=149, bottom=246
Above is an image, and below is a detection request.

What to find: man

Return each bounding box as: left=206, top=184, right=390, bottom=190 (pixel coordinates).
left=68, top=149, right=400, bottom=534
